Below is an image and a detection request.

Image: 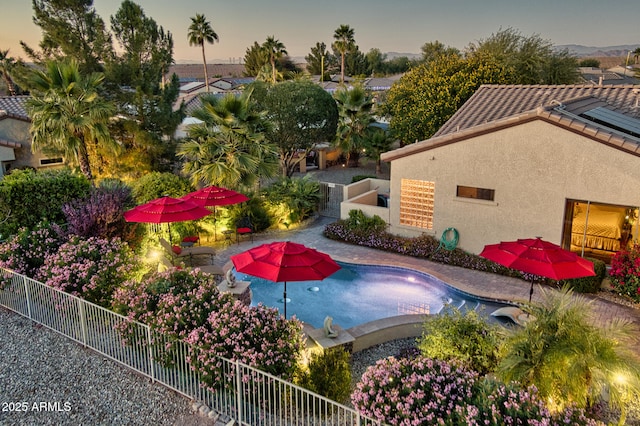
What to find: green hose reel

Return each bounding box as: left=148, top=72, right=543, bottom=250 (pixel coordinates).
left=436, top=227, right=459, bottom=253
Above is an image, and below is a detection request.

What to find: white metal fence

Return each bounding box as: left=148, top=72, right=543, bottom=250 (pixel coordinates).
left=0, top=269, right=382, bottom=426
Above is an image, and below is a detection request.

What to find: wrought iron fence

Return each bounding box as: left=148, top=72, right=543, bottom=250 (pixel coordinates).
left=0, top=269, right=381, bottom=425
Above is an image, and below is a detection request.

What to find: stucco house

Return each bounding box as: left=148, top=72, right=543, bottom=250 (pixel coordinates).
left=0, top=96, right=64, bottom=177
left=375, top=84, right=640, bottom=261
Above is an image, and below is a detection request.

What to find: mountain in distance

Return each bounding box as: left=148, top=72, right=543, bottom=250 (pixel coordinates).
left=173, top=46, right=637, bottom=65
left=557, top=44, right=638, bottom=57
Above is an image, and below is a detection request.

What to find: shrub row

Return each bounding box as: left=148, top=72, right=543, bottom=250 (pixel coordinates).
left=323, top=211, right=605, bottom=293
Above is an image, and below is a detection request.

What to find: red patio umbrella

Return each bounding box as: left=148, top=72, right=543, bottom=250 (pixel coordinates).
left=124, top=196, right=212, bottom=241
left=230, top=241, right=341, bottom=318
left=480, top=237, right=595, bottom=303
left=182, top=186, right=250, bottom=240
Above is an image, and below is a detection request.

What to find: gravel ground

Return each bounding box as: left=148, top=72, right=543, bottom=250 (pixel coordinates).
left=0, top=307, right=212, bottom=426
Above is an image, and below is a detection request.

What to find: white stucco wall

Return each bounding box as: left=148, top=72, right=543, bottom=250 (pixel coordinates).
left=387, top=120, right=640, bottom=253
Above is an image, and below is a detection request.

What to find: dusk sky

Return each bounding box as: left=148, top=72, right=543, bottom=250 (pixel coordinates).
left=2, top=0, right=639, bottom=64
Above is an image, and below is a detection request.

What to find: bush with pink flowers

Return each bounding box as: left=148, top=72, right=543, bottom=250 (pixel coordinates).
left=113, top=268, right=305, bottom=390
left=186, top=301, right=304, bottom=390
left=37, top=235, right=136, bottom=307
left=351, top=356, right=603, bottom=425
left=0, top=221, right=65, bottom=284
left=609, top=244, right=640, bottom=302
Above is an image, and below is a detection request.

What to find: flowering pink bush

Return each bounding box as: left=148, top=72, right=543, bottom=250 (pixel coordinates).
left=113, top=269, right=223, bottom=348
left=114, top=269, right=304, bottom=390
left=352, top=356, right=603, bottom=425
left=0, top=221, right=65, bottom=283
left=352, top=356, right=477, bottom=425
left=609, top=244, right=640, bottom=301
left=186, top=301, right=304, bottom=390
left=37, top=236, right=136, bottom=307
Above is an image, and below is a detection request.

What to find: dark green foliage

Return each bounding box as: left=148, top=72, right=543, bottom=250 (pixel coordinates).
left=297, top=347, right=352, bottom=404
left=262, top=176, right=320, bottom=224
left=351, top=175, right=377, bottom=183
left=345, top=210, right=387, bottom=234
left=250, top=80, right=338, bottom=176
left=130, top=172, right=193, bottom=203
left=579, top=58, right=601, bottom=68
left=563, top=257, right=605, bottom=293
left=224, top=195, right=272, bottom=233
left=0, top=169, right=91, bottom=237
left=25, top=0, right=113, bottom=73
left=418, top=307, right=503, bottom=375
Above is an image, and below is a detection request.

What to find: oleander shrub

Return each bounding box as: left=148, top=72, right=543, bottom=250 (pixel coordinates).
left=609, top=244, right=640, bottom=302
left=351, top=356, right=604, bottom=425
left=0, top=221, right=65, bottom=283
left=563, top=257, right=606, bottom=293
left=297, top=346, right=352, bottom=404
left=417, top=306, right=503, bottom=375
left=186, top=302, right=304, bottom=391
left=470, top=379, right=603, bottom=426
left=113, top=268, right=304, bottom=390
left=37, top=236, right=137, bottom=307
left=351, top=356, right=477, bottom=425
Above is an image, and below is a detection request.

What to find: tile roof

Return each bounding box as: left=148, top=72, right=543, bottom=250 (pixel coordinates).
left=0, top=96, right=30, bottom=120
left=434, top=85, right=640, bottom=137
left=382, top=84, right=640, bottom=162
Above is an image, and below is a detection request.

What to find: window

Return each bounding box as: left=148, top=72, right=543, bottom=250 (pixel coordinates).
left=400, top=179, right=434, bottom=230
left=40, top=157, right=64, bottom=166
left=457, top=185, right=495, bottom=201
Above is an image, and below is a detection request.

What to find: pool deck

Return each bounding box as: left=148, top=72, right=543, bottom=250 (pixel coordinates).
left=209, top=216, right=640, bottom=332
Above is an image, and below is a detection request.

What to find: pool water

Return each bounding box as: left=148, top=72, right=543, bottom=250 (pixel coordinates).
left=235, top=262, right=510, bottom=329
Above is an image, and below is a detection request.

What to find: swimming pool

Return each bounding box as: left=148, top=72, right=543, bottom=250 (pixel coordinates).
left=235, top=262, right=510, bottom=329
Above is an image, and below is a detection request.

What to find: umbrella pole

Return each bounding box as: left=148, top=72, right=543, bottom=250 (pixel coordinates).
left=283, top=282, right=287, bottom=319
left=529, top=279, right=534, bottom=303
left=213, top=207, right=217, bottom=241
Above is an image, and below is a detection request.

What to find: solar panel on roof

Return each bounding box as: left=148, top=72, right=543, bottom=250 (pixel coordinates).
left=582, top=107, right=640, bottom=138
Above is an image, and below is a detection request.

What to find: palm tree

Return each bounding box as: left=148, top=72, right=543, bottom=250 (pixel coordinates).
left=177, top=91, right=278, bottom=189
left=262, top=36, right=287, bottom=84
left=365, top=128, right=394, bottom=175
left=25, top=60, right=116, bottom=181
left=332, top=25, right=355, bottom=84
left=498, top=286, right=640, bottom=424
left=634, top=47, right=640, bottom=64
left=334, top=83, right=376, bottom=167
left=0, top=49, right=17, bottom=96
left=188, top=14, right=219, bottom=93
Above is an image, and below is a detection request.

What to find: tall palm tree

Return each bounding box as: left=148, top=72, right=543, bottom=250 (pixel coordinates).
left=332, top=25, right=355, bottom=84
left=334, top=83, right=376, bottom=167
left=262, top=36, right=287, bottom=84
left=0, top=49, right=17, bottom=96
left=188, top=14, right=219, bottom=93
left=26, top=60, right=116, bottom=181
left=498, top=286, right=640, bottom=423
left=177, top=91, right=278, bottom=189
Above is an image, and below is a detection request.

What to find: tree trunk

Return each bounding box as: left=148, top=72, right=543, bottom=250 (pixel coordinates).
left=77, top=139, right=93, bottom=181
left=202, top=43, right=209, bottom=93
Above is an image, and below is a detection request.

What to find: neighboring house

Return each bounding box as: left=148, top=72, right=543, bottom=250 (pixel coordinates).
left=373, top=84, right=640, bottom=261
left=0, top=96, right=64, bottom=177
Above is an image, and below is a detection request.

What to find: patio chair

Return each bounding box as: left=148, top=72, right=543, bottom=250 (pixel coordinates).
left=159, top=238, right=216, bottom=265
left=235, top=217, right=254, bottom=244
